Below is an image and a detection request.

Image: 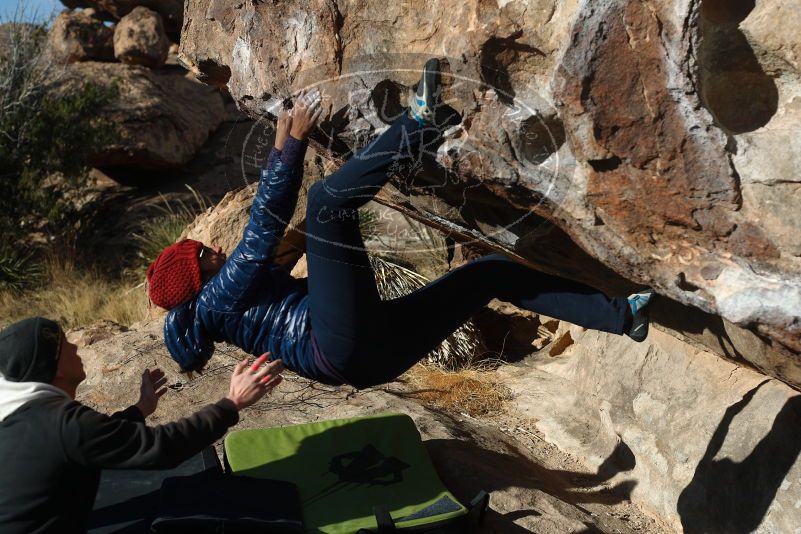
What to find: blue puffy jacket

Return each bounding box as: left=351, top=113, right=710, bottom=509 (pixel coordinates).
left=163, top=148, right=321, bottom=380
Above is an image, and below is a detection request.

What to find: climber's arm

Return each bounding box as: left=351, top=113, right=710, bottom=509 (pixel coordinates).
left=199, top=148, right=304, bottom=310
left=199, top=100, right=318, bottom=311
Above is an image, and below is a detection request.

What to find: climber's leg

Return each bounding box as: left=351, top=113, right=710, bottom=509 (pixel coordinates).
left=304, top=111, right=446, bottom=351
left=305, top=58, right=449, bottom=368
left=304, top=201, right=378, bottom=361
left=308, top=116, right=440, bottom=212
left=341, top=253, right=630, bottom=387
left=305, top=57, right=447, bottom=214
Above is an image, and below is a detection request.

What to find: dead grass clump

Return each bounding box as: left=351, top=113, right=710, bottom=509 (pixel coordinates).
left=0, top=258, right=149, bottom=330
left=401, top=363, right=511, bottom=417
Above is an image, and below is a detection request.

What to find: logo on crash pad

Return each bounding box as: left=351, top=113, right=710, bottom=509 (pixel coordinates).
left=329, top=444, right=410, bottom=485
left=304, top=444, right=410, bottom=505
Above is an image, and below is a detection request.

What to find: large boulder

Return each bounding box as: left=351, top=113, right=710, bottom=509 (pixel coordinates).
left=178, top=0, right=801, bottom=388
left=113, top=6, right=169, bottom=68
left=59, top=0, right=184, bottom=36
left=51, top=61, right=224, bottom=169
left=48, top=9, right=114, bottom=64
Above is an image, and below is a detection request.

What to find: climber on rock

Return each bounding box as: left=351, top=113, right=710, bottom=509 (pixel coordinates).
left=146, top=58, right=655, bottom=388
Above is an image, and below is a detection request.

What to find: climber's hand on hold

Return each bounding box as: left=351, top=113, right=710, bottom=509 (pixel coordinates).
left=290, top=88, right=322, bottom=141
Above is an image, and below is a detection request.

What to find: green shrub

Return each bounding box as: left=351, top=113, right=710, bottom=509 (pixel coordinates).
left=0, top=257, right=149, bottom=330
left=0, top=247, right=43, bottom=293
left=0, top=16, right=119, bottom=250
left=20, top=81, right=119, bottom=178
left=358, top=207, right=381, bottom=241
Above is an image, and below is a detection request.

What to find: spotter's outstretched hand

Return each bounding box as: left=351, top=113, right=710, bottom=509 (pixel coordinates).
left=226, top=353, right=284, bottom=411
left=135, top=368, right=167, bottom=418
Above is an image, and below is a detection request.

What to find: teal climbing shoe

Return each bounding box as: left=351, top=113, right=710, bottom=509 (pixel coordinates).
left=409, top=58, right=442, bottom=125
left=626, top=288, right=655, bottom=342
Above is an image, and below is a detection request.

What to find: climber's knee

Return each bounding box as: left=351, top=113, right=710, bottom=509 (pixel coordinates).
left=306, top=179, right=355, bottom=223
left=308, top=176, right=369, bottom=218
left=306, top=180, right=331, bottom=218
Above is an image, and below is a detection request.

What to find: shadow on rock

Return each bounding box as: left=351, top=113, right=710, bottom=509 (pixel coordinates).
left=698, top=0, right=778, bottom=134
left=678, top=380, right=801, bottom=533
left=425, top=434, right=638, bottom=532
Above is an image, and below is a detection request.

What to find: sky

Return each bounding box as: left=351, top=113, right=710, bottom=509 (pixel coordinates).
left=0, top=0, right=61, bottom=23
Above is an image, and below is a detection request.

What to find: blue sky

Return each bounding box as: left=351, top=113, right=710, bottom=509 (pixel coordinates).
left=0, top=0, right=61, bottom=23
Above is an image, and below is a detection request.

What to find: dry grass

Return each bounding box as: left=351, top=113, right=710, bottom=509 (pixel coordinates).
left=0, top=258, right=149, bottom=330
left=132, top=187, right=209, bottom=272
left=0, top=191, right=199, bottom=330
left=400, top=363, right=512, bottom=417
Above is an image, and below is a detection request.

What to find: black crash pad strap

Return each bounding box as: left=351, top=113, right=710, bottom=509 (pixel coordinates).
left=355, top=505, right=396, bottom=533
left=374, top=505, right=395, bottom=532
left=468, top=490, right=490, bottom=525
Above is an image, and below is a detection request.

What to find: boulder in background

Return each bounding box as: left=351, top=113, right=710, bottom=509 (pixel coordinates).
left=113, top=6, right=169, bottom=68
left=48, top=8, right=114, bottom=64
left=60, top=0, right=184, bottom=37
left=51, top=61, right=224, bottom=169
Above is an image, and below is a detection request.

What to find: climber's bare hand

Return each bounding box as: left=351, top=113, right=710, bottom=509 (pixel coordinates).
left=290, top=88, right=322, bottom=141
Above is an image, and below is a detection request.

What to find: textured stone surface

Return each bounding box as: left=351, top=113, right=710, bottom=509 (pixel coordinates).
left=48, top=8, right=114, bottom=64
left=50, top=61, right=224, bottom=169
left=71, top=319, right=670, bottom=534
left=59, top=0, right=184, bottom=36
left=178, top=0, right=801, bottom=386
left=113, top=6, right=169, bottom=68
left=501, top=324, right=801, bottom=533
left=68, top=305, right=801, bottom=532
left=552, top=0, right=800, bottom=356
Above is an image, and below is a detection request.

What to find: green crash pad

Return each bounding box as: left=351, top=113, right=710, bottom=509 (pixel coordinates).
left=224, top=413, right=467, bottom=533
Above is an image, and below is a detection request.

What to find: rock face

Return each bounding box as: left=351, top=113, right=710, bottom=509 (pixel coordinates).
left=51, top=61, right=224, bottom=168
left=502, top=323, right=801, bottom=533
left=178, top=0, right=801, bottom=387
left=113, top=6, right=169, bottom=68
left=48, top=9, right=114, bottom=64
left=551, top=0, right=800, bottom=355
left=60, top=0, right=184, bottom=36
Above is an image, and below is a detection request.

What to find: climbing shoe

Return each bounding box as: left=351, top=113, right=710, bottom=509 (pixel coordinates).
left=626, top=288, right=654, bottom=342
left=409, top=58, right=442, bottom=125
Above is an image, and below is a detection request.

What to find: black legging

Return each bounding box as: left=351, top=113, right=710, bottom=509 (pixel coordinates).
left=305, top=112, right=628, bottom=388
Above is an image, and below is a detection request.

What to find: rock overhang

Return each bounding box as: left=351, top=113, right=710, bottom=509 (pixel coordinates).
left=178, top=0, right=801, bottom=386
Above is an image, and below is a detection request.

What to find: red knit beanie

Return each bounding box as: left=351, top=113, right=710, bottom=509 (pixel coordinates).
left=146, top=239, right=204, bottom=310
